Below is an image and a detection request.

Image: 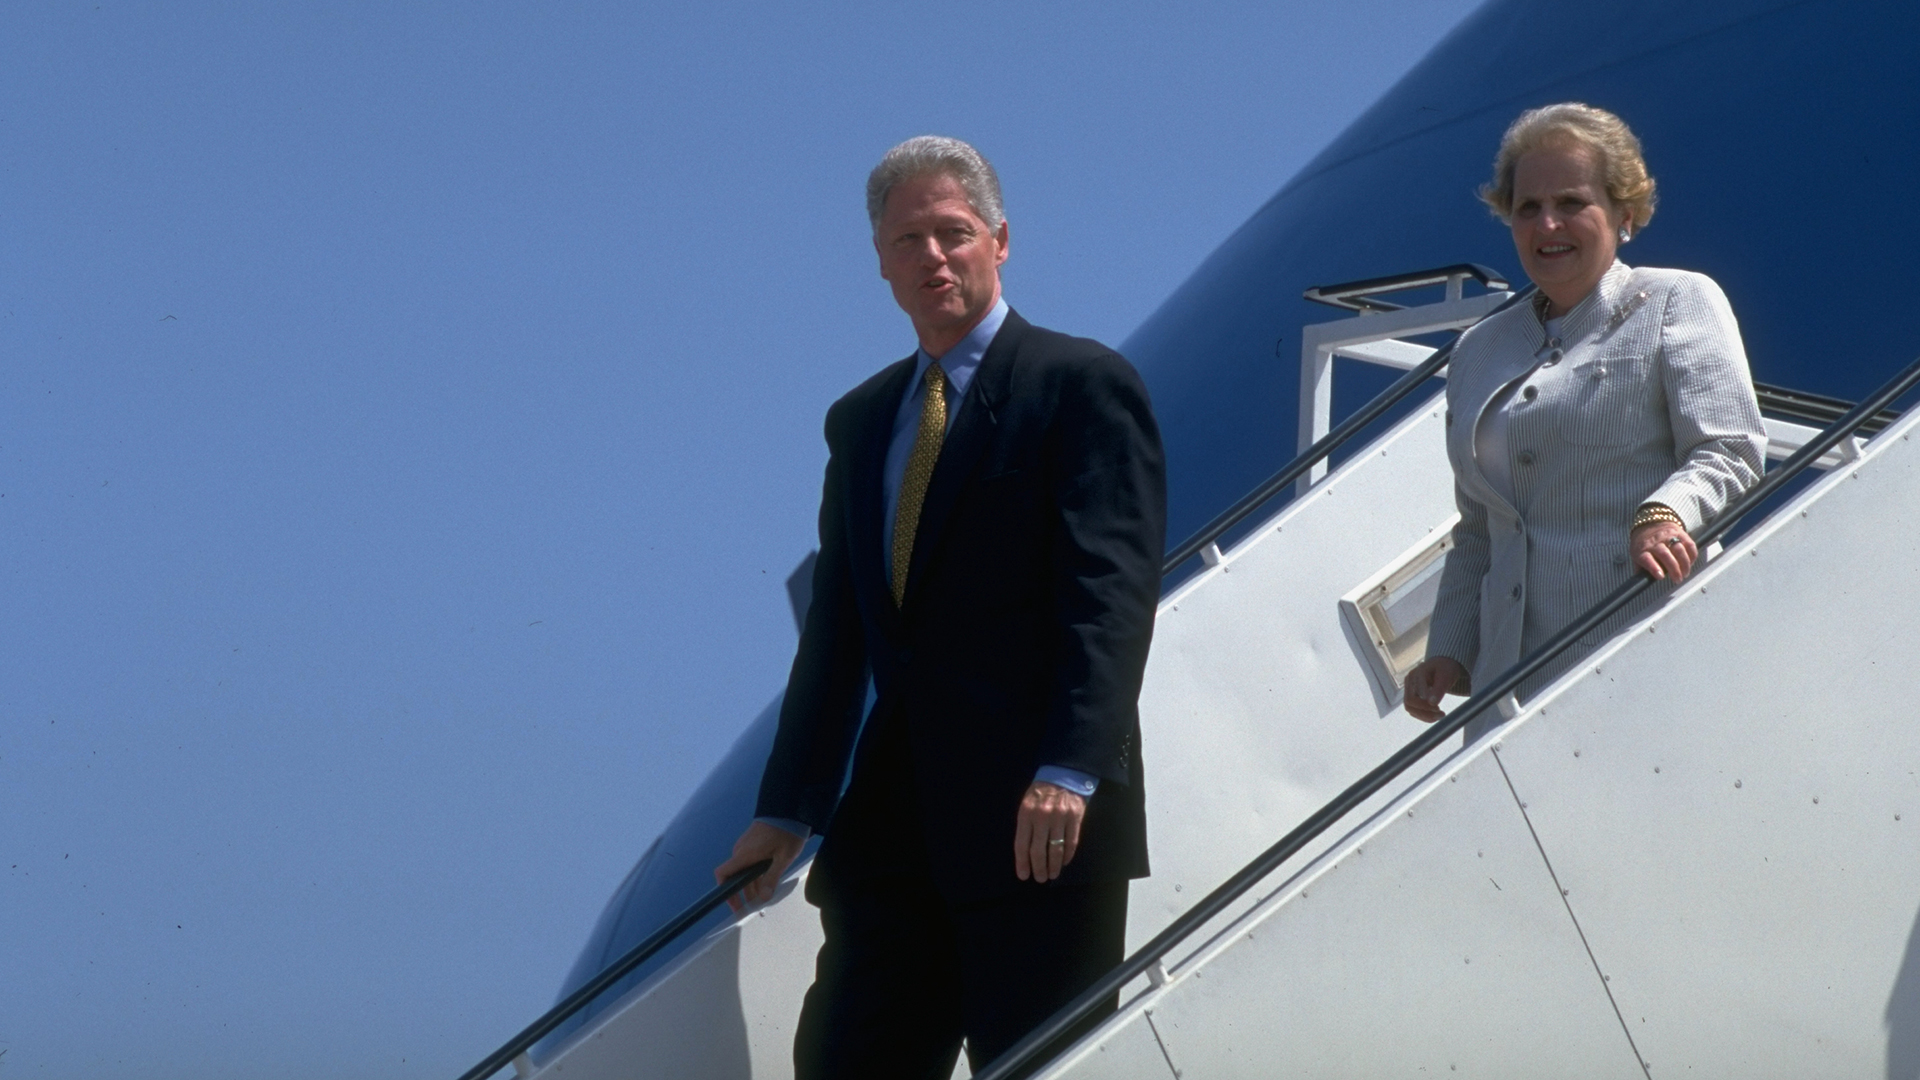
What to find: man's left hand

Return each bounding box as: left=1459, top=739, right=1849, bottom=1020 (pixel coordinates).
left=1014, top=781, right=1085, bottom=883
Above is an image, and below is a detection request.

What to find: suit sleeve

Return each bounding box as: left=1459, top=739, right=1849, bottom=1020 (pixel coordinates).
left=1038, top=352, right=1167, bottom=785
left=1643, top=273, right=1768, bottom=531
left=1426, top=474, right=1490, bottom=679
left=754, top=401, right=871, bottom=830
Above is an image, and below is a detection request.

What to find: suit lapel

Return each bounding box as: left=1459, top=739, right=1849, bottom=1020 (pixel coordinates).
left=898, top=311, right=1024, bottom=610
left=849, top=358, right=919, bottom=630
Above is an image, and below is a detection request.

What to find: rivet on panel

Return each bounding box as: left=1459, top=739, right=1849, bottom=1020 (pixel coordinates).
left=1654, top=766, right=1661, bottom=773
left=1735, top=780, right=1743, bottom=788
left=1573, top=750, right=1581, bottom=757
left=1562, top=888, right=1569, bottom=896
left=1814, top=796, right=1821, bottom=804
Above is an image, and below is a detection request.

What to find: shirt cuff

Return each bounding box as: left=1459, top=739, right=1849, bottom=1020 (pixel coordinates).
left=756, top=816, right=813, bottom=841
left=1033, top=766, right=1099, bottom=797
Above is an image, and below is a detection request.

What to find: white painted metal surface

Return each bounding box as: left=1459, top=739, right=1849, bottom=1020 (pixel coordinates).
left=1133, top=402, right=1462, bottom=961
left=528, top=874, right=822, bottom=1079
left=1041, top=405, right=1920, bottom=1078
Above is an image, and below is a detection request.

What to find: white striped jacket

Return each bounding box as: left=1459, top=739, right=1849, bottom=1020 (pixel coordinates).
left=1426, top=261, right=1767, bottom=711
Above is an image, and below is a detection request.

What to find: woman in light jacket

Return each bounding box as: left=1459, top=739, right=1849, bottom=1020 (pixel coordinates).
left=1403, top=103, right=1766, bottom=735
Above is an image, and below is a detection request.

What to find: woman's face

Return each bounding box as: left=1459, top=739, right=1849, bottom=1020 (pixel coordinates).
left=1508, top=140, right=1628, bottom=315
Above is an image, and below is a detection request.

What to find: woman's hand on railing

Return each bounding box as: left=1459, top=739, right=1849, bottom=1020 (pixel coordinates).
left=716, top=822, right=805, bottom=912
left=1631, top=520, right=1699, bottom=582
left=1403, top=656, right=1469, bottom=722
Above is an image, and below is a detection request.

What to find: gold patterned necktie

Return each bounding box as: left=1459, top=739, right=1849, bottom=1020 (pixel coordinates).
left=890, top=361, right=948, bottom=606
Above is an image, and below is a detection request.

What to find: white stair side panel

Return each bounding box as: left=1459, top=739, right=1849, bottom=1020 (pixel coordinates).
left=531, top=873, right=823, bottom=1079
left=1491, top=414, right=1920, bottom=1076
left=1097, top=748, right=1642, bottom=1080
left=1132, top=401, right=1460, bottom=957
left=1034, top=1008, right=1179, bottom=1080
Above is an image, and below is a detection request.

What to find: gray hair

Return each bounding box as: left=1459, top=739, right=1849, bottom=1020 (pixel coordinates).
left=866, top=136, right=1005, bottom=235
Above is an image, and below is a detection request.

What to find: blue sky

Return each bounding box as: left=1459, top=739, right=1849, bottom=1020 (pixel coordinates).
left=1, top=2, right=1480, bottom=1075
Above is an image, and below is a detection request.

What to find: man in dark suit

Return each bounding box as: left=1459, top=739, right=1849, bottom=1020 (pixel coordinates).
left=715, top=135, right=1165, bottom=1080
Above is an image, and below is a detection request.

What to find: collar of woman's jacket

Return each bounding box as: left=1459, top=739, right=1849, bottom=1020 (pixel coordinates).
left=1525, top=260, right=1639, bottom=348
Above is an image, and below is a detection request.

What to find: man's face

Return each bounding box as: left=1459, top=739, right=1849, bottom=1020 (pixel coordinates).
left=874, top=172, right=1008, bottom=356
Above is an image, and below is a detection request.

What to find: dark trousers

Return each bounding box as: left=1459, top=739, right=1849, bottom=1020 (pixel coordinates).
left=793, top=870, right=1127, bottom=1080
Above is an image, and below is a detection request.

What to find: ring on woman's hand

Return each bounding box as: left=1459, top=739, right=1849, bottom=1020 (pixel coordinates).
left=1048, top=838, right=1065, bottom=846
left=1663, top=537, right=1683, bottom=547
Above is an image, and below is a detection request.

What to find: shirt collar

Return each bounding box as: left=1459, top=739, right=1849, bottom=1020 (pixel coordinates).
left=911, top=296, right=1008, bottom=400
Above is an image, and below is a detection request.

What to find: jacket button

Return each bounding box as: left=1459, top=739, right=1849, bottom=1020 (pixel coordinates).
left=1522, top=385, right=1538, bottom=401
left=1513, top=520, right=1523, bottom=533
left=1549, top=349, right=1564, bottom=362
left=1593, top=365, right=1608, bottom=378
left=1517, top=450, right=1536, bottom=465
left=1510, top=584, right=1522, bottom=600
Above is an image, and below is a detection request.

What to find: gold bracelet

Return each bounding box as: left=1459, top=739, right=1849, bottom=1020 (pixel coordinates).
left=1631, top=503, right=1683, bottom=532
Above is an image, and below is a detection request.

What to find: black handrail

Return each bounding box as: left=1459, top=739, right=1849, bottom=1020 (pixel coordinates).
left=973, top=350, right=1920, bottom=1080
left=454, top=859, right=771, bottom=1080
left=1162, top=286, right=1534, bottom=575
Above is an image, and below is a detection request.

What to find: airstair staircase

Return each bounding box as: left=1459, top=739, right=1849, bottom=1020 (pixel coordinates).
left=463, top=269, right=1920, bottom=1080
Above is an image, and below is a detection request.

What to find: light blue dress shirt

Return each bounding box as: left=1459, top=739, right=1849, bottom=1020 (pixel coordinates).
left=762, top=299, right=1097, bottom=841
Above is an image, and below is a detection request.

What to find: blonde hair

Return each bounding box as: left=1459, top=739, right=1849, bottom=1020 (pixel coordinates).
left=1479, top=103, right=1658, bottom=234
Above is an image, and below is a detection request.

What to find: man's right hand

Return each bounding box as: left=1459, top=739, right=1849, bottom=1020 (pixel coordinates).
left=715, top=821, right=806, bottom=913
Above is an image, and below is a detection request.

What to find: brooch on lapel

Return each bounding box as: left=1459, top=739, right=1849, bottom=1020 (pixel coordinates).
left=1605, top=290, right=1652, bottom=334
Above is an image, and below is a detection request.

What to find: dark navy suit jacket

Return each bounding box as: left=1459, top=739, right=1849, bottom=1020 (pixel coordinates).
left=756, top=310, right=1166, bottom=904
